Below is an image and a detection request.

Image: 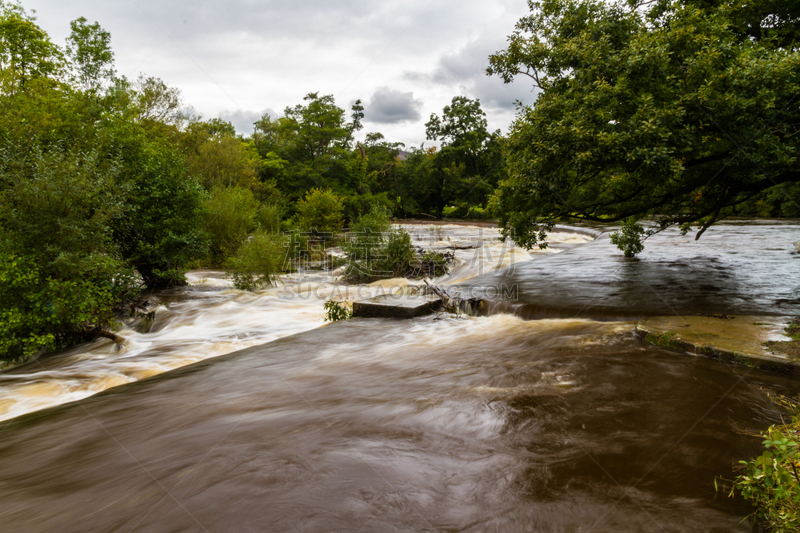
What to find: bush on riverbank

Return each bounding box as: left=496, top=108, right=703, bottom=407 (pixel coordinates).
left=726, top=391, right=800, bottom=531
left=202, top=186, right=259, bottom=266
left=0, top=253, right=127, bottom=364
left=295, top=188, right=345, bottom=237
left=227, top=230, right=286, bottom=290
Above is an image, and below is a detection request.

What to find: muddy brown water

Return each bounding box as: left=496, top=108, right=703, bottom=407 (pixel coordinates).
left=0, top=221, right=798, bottom=532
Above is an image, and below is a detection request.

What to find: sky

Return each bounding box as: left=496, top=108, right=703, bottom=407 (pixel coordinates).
left=24, top=0, right=538, bottom=146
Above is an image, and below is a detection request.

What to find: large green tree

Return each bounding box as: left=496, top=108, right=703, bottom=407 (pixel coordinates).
left=253, top=93, right=390, bottom=219
left=0, top=4, right=211, bottom=360
left=488, top=0, right=800, bottom=250
left=425, top=96, right=505, bottom=216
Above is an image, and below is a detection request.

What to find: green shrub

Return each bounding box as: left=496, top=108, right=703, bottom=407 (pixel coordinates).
left=382, top=227, right=414, bottom=276
left=419, top=250, right=451, bottom=277
left=466, top=205, right=489, bottom=220
left=295, top=187, right=345, bottom=236
left=442, top=203, right=489, bottom=220
left=725, top=393, right=800, bottom=531
left=0, top=252, right=122, bottom=363
left=343, top=191, right=393, bottom=223
left=344, top=204, right=391, bottom=261
left=202, top=185, right=259, bottom=265
left=342, top=225, right=415, bottom=282
left=610, top=219, right=645, bottom=257
left=227, top=229, right=285, bottom=291
left=427, top=224, right=446, bottom=241
left=257, top=203, right=284, bottom=233
left=0, top=148, right=120, bottom=269
left=114, top=141, right=207, bottom=289
left=324, top=300, right=352, bottom=322
left=0, top=148, right=139, bottom=362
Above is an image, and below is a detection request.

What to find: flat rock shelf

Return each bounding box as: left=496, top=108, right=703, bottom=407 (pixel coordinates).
left=636, top=315, right=798, bottom=371
left=352, top=294, right=442, bottom=319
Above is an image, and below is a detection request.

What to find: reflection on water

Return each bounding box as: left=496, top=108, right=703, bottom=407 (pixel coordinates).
left=0, top=314, right=796, bottom=531
left=0, top=225, right=592, bottom=422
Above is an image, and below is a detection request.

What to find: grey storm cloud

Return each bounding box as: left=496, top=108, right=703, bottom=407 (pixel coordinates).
left=366, top=88, right=423, bottom=124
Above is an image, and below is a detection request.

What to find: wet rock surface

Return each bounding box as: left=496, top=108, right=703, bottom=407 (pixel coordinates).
left=352, top=294, right=442, bottom=318
left=636, top=315, right=798, bottom=370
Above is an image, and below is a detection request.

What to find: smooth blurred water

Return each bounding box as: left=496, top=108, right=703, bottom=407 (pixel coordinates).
left=0, top=225, right=591, bottom=422
left=0, top=221, right=797, bottom=532
left=0, top=314, right=797, bottom=531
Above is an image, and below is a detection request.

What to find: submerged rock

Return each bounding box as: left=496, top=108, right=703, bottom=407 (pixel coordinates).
left=636, top=315, right=799, bottom=372
left=352, top=294, right=442, bottom=318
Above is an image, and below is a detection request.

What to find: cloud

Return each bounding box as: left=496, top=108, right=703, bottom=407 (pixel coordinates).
left=218, top=108, right=278, bottom=135
left=25, top=0, right=532, bottom=144
left=428, top=33, right=539, bottom=111
left=365, top=87, right=423, bottom=124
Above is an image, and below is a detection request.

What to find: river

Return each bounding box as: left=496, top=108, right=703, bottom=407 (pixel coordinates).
left=0, top=221, right=797, bottom=531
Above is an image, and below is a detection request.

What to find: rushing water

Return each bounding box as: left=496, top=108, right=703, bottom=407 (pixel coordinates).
left=0, top=225, right=591, bottom=423
left=0, top=221, right=797, bottom=532
left=0, top=314, right=798, bottom=531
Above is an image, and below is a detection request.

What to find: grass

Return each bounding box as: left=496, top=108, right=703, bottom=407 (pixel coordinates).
left=645, top=331, right=684, bottom=351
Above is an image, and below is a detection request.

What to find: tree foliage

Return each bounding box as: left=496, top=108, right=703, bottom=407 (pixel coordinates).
left=65, top=16, right=114, bottom=91
left=488, top=0, right=800, bottom=250
left=0, top=1, right=62, bottom=91
left=294, top=187, right=345, bottom=235
left=425, top=97, right=506, bottom=217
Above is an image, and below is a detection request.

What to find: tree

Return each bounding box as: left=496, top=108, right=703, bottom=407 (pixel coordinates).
left=253, top=93, right=379, bottom=216
left=0, top=148, right=136, bottom=360
left=284, top=92, right=351, bottom=160
left=181, top=119, right=260, bottom=190
left=426, top=96, right=490, bottom=154
left=133, top=74, right=184, bottom=124
left=112, top=139, right=207, bottom=289
left=201, top=185, right=259, bottom=265
left=0, top=2, right=63, bottom=92
left=65, top=17, right=114, bottom=91
left=425, top=97, right=505, bottom=215
left=294, top=187, right=345, bottom=235
left=488, top=0, right=800, bottom=251
left=350, top=99, right=364, bottom=137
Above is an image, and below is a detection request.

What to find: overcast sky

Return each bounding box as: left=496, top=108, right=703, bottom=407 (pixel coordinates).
left=24, top=0, right=538, bottom=146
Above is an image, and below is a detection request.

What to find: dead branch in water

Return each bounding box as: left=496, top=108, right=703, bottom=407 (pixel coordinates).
left=89, top=327, right=126, bottom=345
left=423, top=279, right=485, bottom=316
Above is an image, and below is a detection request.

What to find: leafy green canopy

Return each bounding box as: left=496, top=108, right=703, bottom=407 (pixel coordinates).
left=0, top=2, right=211, bottom=360
left=418, top=96, right=506, bottom=217
left=488, top=0, right=800, bottom=249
